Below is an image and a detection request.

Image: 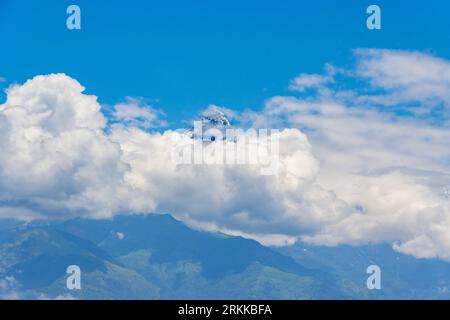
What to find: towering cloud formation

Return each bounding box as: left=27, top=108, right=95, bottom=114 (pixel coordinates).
left=0, top=75, right=134, bottom=219
left=1, top=49, right=450, bottom=260
left=0, top=74, right=338, bottom=246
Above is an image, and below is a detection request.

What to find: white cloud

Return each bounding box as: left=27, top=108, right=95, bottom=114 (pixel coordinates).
left=2, top=48, right=450, bottom=261
left=354, top=49, right=450, bottom=113
left=0, top=74, right=140, bottom=219
left=109, top=126, right=345, bottom=238
left=0, top=276, right=21, bottom=300
left=0, top=73, right=348, bottom=245
left=257, top=49, right=450, bottom=259
left=113, top=97, right=166, bottom=129
left=288, top=73, right=333, bottom=92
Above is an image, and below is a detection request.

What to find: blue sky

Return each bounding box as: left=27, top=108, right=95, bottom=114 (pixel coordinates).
left=1, top=0, right=450, bottom=126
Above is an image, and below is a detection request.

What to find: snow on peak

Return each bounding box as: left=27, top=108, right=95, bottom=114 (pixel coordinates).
left=190, top=109, right=233, bottom=142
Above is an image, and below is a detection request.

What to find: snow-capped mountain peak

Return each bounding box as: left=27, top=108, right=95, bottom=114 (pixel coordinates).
left=190, top=109, right=233, bottom=142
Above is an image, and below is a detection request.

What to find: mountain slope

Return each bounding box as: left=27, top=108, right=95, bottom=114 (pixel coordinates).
left=0, top=227, right=159, bottom=299
left=0, top=215, right=377, bottom=299
left=56, top=214, right=347, bottom=299
left=277, top=242, right=450, bottom=299
left=61, top=214, right=308, bottom=278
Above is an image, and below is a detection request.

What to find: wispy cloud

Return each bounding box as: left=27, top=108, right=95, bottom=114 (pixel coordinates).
left=112, top=97, right=167, bottom=129
left=257, top=49, right=450, bottom=259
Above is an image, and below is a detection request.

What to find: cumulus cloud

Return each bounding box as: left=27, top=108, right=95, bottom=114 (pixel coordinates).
left=0, top=73, right=347, bottom=245
left=2, top=48, right=450, bottom=261
left=109, top=125, right=345, bottom=240
left=112, top=97, right=166, bottom=129
left=0, top=74, right=140, bottom=219
left=257, top=49, right=450, bottom=259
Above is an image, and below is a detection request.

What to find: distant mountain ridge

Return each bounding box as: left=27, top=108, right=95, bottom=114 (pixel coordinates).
left=1, top=213, right=449, bottom=299
left=277, top=241, right=450, bottom=299
left=190, top=109, right=234, bottom=142
left=0, top=214, right=346, bottom=299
